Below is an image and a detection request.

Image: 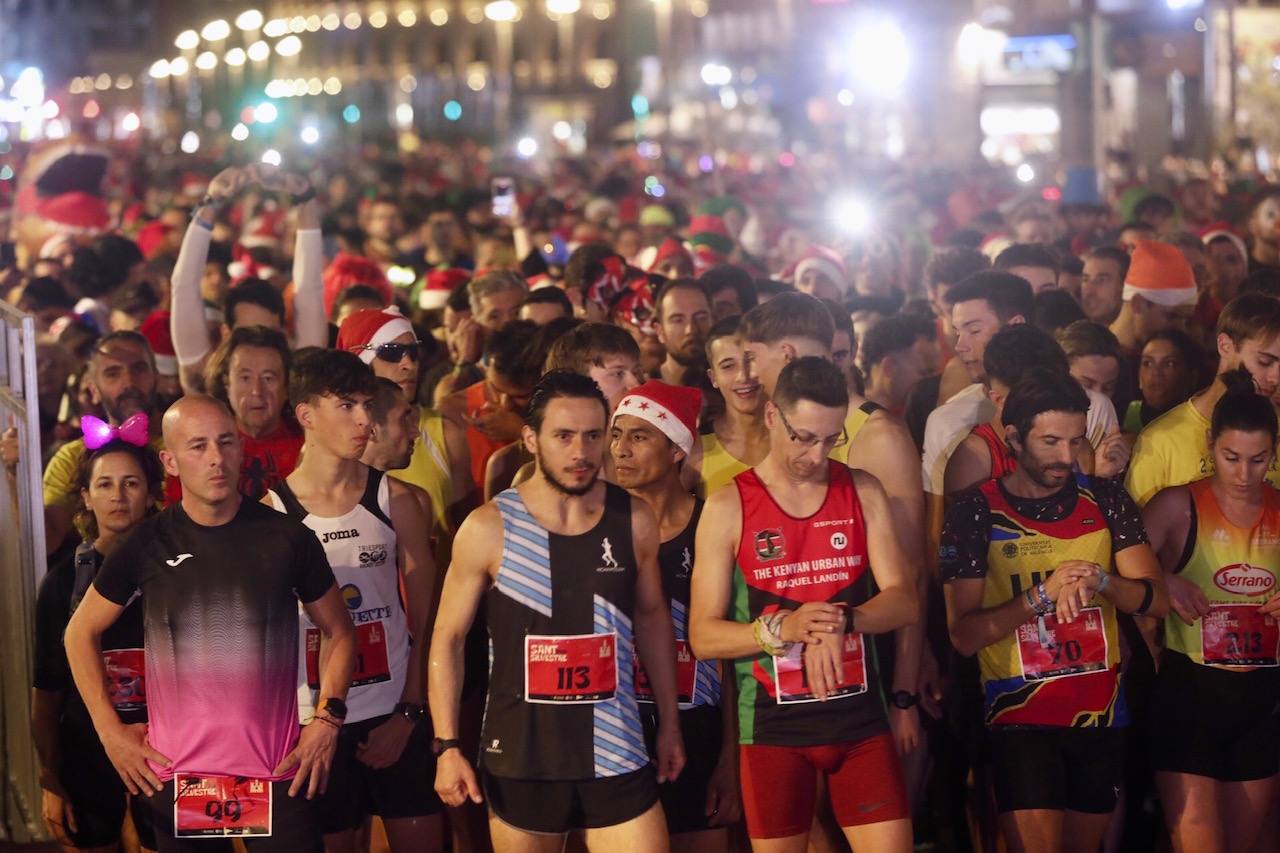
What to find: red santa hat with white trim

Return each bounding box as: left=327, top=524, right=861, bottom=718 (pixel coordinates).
left=336, top=307, right=416, bottom=365
left=612, top=380, right=702, bottom=455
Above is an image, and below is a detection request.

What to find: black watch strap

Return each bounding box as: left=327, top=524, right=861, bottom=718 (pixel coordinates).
left=891, top=690, right=920, bottom=710
left=432, top=737, right=461, bottom=756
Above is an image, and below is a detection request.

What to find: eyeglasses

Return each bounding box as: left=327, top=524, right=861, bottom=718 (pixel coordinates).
left=776, top=406, right=848, bottom=450
left=353, top=341, right=422, bottom=363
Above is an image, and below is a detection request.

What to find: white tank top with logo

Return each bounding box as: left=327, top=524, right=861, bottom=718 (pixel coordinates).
left=268, top=468, right=408, bottom=724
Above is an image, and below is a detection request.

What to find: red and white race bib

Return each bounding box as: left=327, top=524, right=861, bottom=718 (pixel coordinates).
left=634, top=639, right=698, bottom=705
left=525, top=633, right=618, bottom=703
left=174, top=774, right=271, bottom=838
left=306, top=623, right=391, bottom=689
left=1202, top=603, right=1280, bottom=667
left=102, top=648, right=145, bottom=713
left=1017, top=607, right=1108, bottom=681
left=771, top=632, right=867, bottom=704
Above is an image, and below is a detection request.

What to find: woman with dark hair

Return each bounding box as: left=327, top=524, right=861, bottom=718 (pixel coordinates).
left=1142, top=370, right=1280, bottom=853
left=31, top=431, right=162, bottom=852
left=1122, top=330, right=1204, bottom=434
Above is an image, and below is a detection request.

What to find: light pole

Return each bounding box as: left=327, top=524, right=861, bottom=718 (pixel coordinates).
left=485, top=0, right=518, bottom=141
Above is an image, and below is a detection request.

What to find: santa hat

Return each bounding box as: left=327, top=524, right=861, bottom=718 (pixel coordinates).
left=239, top=206, right=285, bottom=249
left=688, top=214, right=734, bottom=257
left=612, top=380, right=703, bottom=455
left=790, top=245, right=849, bottom=296
left=14, top=144, right=112, bottom=234
left=1123, top=240, right=1198, bottom=307
left=336, top=307, right=415, bottom=364
left=136, top=220, right=174, bottom=259
left=323, top=253, right=393, bottom=318
left=1200, top=222, right=1248, bottom=265
left=648, top=237, right=694, bottom=274
left=419, top=267, right=471, bottom=310
left=139, top=310, right=177, bottom=376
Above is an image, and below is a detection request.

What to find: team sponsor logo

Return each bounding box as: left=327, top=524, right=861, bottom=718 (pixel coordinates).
left=165, top=553, right=194, bottom=567
left=677, top=546, right=692, bottom=579
left=486, top=739, right=503, bottom=754
left=1214, top=563, right=1276, bottom=597
left=357, top=544, right=388, bottom=566
left=754, top=529, right=785, bottom=561
left=341, top=584, right=363, bottom=610
left=1001, top=542, right=1019, bottom=559
left=830, top=532, right=848, bottom=550
left=597, top=537, right=623, bottom=572
left=322, top=528, right=360, bottom=544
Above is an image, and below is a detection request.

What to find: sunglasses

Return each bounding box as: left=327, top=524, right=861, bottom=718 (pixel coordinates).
left=353, top=341, right=422, bottom=363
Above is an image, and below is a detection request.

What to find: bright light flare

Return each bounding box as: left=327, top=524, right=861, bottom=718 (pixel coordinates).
left=175, top=29, right=199, bottom=50
left=516, top=136, right=538, bottom=158
left=849, top=17, right=909, bottom=95
left=831, top=196, right=872, bottom=235
left=300, top=125, right=320, bottom=144
left=261, top=148, right=282, bottom=166
left=235, top=10, right=264, bottom=30
left=180, top=131, right=200, bottom=153
left=275, top=36, right=302, bottom=56
left=201, top=19, right=231, bottom=41
left=700, top=63, right=731, bottom=86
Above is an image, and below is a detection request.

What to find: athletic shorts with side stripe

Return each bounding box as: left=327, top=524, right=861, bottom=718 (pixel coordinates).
left=739, top=733, right=909, bottom=839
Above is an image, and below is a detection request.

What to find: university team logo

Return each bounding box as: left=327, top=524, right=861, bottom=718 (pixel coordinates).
left=754, top=529, right=785, bottom=561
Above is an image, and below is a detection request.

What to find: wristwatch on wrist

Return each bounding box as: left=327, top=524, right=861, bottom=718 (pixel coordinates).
left=890, top=690, right=920, bottom=710
left=432, top=737, right=461, bottom=756
left=393, top=702, right=424, bottom=723
left=318, top=697, right=348, bottom=721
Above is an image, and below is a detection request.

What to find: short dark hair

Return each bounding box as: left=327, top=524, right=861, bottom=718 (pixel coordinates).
left=1134, top=193, right=1175, bottom=220
left=754, top=278, right=795, bottom=300
left=1241, top=268, right=1280, bottom=299
left=289, top=348, right=377, bottom=407
left=924, top=247, right=991, bottom=291
left=1033, top=289, right=1085, bottom=334
left=861, top=314, right=936, bottom=370
left=773, top=356, right=849, bottom=412
left=655, top=278, right=709, bottom=322
left=525, top=369, right=609, bottom=432
left=1084, top=246, right=1131, bottom=281
left=741, top=292, right=834, bottom=346
left=1119, top=220, right=1156, bottom=236
left=66, top=234, right=144, bottom=299
left=699, top=265, right=758, bottom=315
left=1218, top=293, right=1280, bottom=347
left=704, top=314, right=742, bottom=360
left=1001, top=368, right=1090, bottom=444
left=523, top=286, right=574, bottom=317
left=822, top=299, right=855, bottom=342
left=205, top=326, right=292, bottom=408
left=994, top=243, right=1060, bottom=276
left=369, top=377, right=407, bottom=427
left=485, top=319, right=543, bottom=388
left=1213, top=368, right=1279, bottom=443
left=73, top=440, right=164, bottom=542
left=545, top=322, right=640, bottom=374
left=225, top=278, right=285, bottom=327
left=946, top=271, right=1035, bottom=325
left=21, top=276, right=74, bottom=310
left=1057, top=320, right=1121, bottom=363
left=334, top=283, right=388, bottom=317
left=984, top=324, right=1069, bottom=390
left=564, top=243, right=620, bottom=294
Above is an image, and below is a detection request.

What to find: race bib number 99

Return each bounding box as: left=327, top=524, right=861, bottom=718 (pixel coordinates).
left=1202, top=604, right=1280, bottom=667
left=525, top=633, right=618, bottom=703
left=174, top=774, right=271, bottom=837
left=772, top=632, right=867, bottom=704
left=306, top=623, right=391, bottom=689
left=634, top=639, right=698, bottom=705
left=1017, top=607, right=1108, bottom=681
left=102, top=648, right=145, bottom=713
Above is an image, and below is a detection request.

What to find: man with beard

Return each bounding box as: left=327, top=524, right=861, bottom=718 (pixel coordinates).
left=940, top=369, right=1165, bottom=853
left=42, top=331, right=164, bottom=553
left=655, top=280, right=712, bottom=387
left=1247, top=189, right=1280, bottom=274
left=429, top=370, right=685, bottom=851
left=1079, top=247, right=1130, bottom=327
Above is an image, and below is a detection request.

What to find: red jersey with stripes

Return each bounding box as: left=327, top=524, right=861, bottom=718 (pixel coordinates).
left=731, top=462, right=887, bottom=746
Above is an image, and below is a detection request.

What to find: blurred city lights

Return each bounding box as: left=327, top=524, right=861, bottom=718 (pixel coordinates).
left=957, top=22, right=1006, bottom=70
left=195, top=52, right=218, bottom=71
left=180, top=131, right=200, bottom=153
left=322, top=13, right=341, bottom=30
left=121, top=112, right=141, bottom=133
left=832, top=196, right=872, bottom=234
left=261, top=148, right=282, bottom=166
left=344, top=12, right=363, bottom=29
left=275, top=36, right=302, bottom=56
left=300, top=125, right=320, bottom=145
left=1016, top=163, right=1036, bottom=183
left=247, top=41, right=270, bottom=61
left=399, top=8, right=419, bottom=26
left=225, top=47, right=246, bottom=66
left=169, top=56, right=190, bottom=76
left=395, top=103, right=414, bottom=127
left=343, top=104, right=361, bottom=123
left=485, top=1, right=519, bottom=22
left=1166, top=0, right=1202, bottom=8
left=201, top=19, right=231, bottom=41
left=552, top=121, right=572, bottom=141
left=323, top=77, right=343, bottom=95
left=547, top=0, right=581, bottom=13
left=235, top=10, right=264, bottom=30
left=231, top=122, right=250, bottom=141
left=837, top=88, right=855, bottom=107
left=82, top=100, right=100, bottom=119
left=263, top=18, right=290, bottom=37
left=443, top=100, right=463, bottom=121
left=149, top=59, right=171, bottom=79
left=849, top=17, right=909, bottom=95
left=516, top=136, right=538, bottom=158
left=95, top=73, right=112, bottom=90
left=429, top=8, right=449, bottom=25
left=700, top=63, right=732, bottom=86
left=254, top=102, right=278, bottom=123
left=369, top=10, right=389, bottom=27
left=400, top=75, right=418, bottom=93
left=175, top=29, right=199, bottom=50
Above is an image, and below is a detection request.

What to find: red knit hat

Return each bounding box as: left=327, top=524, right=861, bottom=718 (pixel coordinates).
left=336, top=307, right=416, bottom=364
left=612, top=380, right=703, bottom=454
left=136, top=220, right=174, bottom=259
left=323, top=253, right=393, bottom=318
left=1123, top=240, right=1197, bottom=307
left=648, top=237, right=694, bottom=274
left=787, top=245, right=849, bottom=296
left=139, top=310, right=177, bottom=376
left=419, top=267, right=471, bottom=310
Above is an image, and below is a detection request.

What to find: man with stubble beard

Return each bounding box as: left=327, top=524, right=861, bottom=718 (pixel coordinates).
left=655, top=280, right=713, bottom=387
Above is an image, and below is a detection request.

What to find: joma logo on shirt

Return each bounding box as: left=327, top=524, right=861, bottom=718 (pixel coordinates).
left=322, top=528, right=360, bottom=543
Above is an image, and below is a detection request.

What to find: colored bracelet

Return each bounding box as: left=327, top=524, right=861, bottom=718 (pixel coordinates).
left=1095, top=571, right=1111, bottom=596
left=1034, top=582, right=1054, bottom=615
left=1024, top=588, right=1038, bottom=612
left=312, top=713, right=341, bottom=730
left=753, top=612, right=789, bottom=657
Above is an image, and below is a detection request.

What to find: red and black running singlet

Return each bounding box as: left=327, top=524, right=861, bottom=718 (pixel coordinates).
left=972, top=422, right=1017, bottom=479
left=731, top=461, right=887, bottom=746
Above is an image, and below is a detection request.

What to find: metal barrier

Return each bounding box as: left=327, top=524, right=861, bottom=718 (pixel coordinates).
left=0, top=300, right=48, bottom=843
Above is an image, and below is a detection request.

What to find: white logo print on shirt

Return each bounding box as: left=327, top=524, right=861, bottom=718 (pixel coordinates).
left=165, top=553, right=194, bottom=567
left=598, top=537, right=622, bottom=572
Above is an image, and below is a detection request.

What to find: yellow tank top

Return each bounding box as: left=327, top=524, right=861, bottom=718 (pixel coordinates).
left=829, top=401, right=882, bottom=466
left=697, top=433, right=750, bottom=499
left=1165, top=479, right=1280, bottom=666
left=977, top=476, right=1123, bottom=727
left=389, top=408, right=454, bottom=541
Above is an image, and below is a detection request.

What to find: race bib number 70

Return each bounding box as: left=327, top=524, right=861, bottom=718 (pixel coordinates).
left=174, top=774, right=271, bottom=837
left=1017, top=607, right=1107, bottom=681
left=525, top=633, right=618, bottom=703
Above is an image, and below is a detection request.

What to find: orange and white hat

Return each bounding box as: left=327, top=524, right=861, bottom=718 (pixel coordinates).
left=1122, top=240, right=1197, bottom=307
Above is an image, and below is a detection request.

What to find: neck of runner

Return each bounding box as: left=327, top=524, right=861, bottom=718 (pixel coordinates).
left=1001, top=463, right=1061, bottom=501
left=297, top=436, right=366, bottom=491
left=628, top=471, right=692, bottom=540
left=181, top=489, right=242, bottom=527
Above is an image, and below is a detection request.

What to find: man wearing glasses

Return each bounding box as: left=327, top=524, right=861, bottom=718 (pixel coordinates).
left=688, top=356, right=918, bottom=852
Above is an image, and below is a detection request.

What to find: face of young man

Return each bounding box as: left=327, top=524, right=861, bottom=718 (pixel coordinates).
left=657, top=287, right=712, bottom=367
left=371, top=395, right=417, bottom=471
left=587, top=354, right=642, bottom=414
left=708, top=336, right=762, bottom=417
left=83, top=451, right=151, bottom=539
left=610, top=414, right=682, bottom=491
left=1069, top=354, right=1120, bottom=399
left=709, top=286, right=743, bottom=323
left=90, top=338, right=158, bottom=423
left=227, top=345, right=285, bottom=436
left=1131, top=296, right=1190, bottom=342
left=1080, top=256, right=1123, bottom=325
left=951, top=299, right=1004, bottom=382
left=1220, top=334, right=1280, bottom=399
left=369, top=331, right=420, bottom=402
left=796, top=269, right=842, bottom=301
left=1008, top=410, right=1086, bottom=491
left=526, top=396, right=607, bottom=496
left=765, top=399, right=845, bottom=482
left=300, top=393, right=373, bottom=461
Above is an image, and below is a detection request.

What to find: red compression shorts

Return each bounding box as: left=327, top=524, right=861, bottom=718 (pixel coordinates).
left=738, top=732, right=909, bottom=839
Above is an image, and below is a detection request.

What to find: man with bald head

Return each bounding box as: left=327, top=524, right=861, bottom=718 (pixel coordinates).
left=65, top=395, right=356, bottom=852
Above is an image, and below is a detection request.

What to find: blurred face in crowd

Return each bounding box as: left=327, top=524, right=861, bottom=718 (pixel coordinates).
left=611, top=415, right=682, bottom=491
left=850, top=311, right=882, bottom=365
left=519, top=299, right=569, bottom=326
left=654, top=253, right=695, bottom=281
left=1177, top=244, right=1210, bottom=290
left=488, top=364, right=534, bottom=417
left=1063, top=206, right=1104, bottom=235
left=476, top=288, right=524, bottom=331
left=201, top=261, right=229, bottom=306
left=1130, top=295, right=1190, bottom=343
left=35, top=341, right=72, bottom=405
left=797, top=268, right=842, bottom=301
left=1006, top=265, right=1057, bottom=295
left=227, top=345, right=285, bottom=437
left=709, top=286, right=743, bottom=322
left=707, top=335, right=762, bottom=417
left=1219, top=333, right=1280, bottom=399
left=228, top=301, right=282, bottom=332
left=614, top=227, right=643, bottom=262
left=369, top=331, right=420, bottom=402
left=587, top=353, right=642, bottom=413
left=881, top=337, right=940, bottom=399
left=335, top=294, right=386, bottom=325
left=367, top=201, right=404, bottom=243
left=831, top=330, right=854, bottom=385
left=526, top=397, right=606, bottom=496
left=370, top=389, right=417, bottom=471
left=657, top=286, right=712, bottom=367
left=927, top=281, right=955, bottom=338
left=83, top=451, right=151, bottom=541
left=1080, top=255, right=1124, bottom=325
left=1251, top=196, right=1280, bottom=248
left=1012, top=214, right=1054, bottom=246
left=426, top=210, right=460, bottom=251
left=1069, top=354, right=1120, bottom=399
left=90, top=338, right=157, bottom=423
left=1181, top=180, right=1218, bottom=223
left=1139, top=337, right=1193, bottom=411
left=855, top=236, right=900, bottom=299
left=951, top=298, right=1004, bottom=382
left=1206, top=238, right=1248, bottom=297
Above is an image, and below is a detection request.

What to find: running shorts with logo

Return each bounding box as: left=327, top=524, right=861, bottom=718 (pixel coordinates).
left=480, top=484, right=657, bottom=833
left=731, top=463, right=907, bottom=837
left=939, top=473, right=1148, bottom=814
